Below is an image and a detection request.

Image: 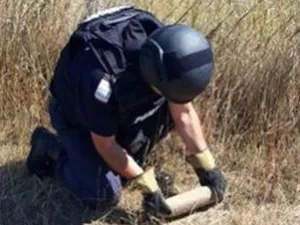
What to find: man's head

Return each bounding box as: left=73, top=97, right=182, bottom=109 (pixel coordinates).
left=139, top=24, right=214, bottom=104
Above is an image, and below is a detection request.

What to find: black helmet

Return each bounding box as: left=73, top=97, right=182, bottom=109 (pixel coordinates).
left=139, top=24, right=214, bottom=104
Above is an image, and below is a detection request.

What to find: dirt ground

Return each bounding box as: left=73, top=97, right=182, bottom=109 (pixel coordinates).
left=0, top=143, right=299, bottom=225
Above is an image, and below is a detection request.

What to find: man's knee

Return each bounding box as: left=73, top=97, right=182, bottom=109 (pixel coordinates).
left=82, top=190, right=121, bottom=210
left=56, top=160, right=122, bottom=210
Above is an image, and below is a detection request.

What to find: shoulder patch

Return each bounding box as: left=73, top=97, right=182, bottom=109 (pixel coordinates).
left=94, top=75, right=112, bottom=103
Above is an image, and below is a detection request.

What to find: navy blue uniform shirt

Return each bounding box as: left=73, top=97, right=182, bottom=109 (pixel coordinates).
left=51, top=47, right=173, bottom=162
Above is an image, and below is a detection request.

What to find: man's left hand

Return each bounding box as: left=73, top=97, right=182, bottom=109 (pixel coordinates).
left=194, top=167, right=227, bottom=202
left=186, top=150, right=228, bottom=202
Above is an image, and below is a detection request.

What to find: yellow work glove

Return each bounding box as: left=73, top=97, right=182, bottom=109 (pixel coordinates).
left=132, top=167, right=172, bottom=216
left=186, top=150, right=216, bottom=170
left=134, top=167, right=160, bottom=193
left=186, top=150, right=227, bottom=202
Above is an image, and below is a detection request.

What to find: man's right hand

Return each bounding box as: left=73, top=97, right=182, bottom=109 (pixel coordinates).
left=132, top=168, right=172, bottom=216
left=91, top=133, right=171, bottom=215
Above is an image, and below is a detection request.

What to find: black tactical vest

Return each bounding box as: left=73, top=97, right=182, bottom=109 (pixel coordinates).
left=50, top=6, right=174, bottom=165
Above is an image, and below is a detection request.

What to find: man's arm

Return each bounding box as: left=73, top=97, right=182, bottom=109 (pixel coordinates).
left=169, top=101, right=227, bottom=202
left=91, top=132, right=172, bottom=215
left=91, top=132, right=144, bottom=179
left=168, top=102, right=209, bottom=154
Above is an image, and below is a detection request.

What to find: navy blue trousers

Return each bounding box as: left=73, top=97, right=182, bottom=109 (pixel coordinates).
left=49, top=100, right=122, bottom=209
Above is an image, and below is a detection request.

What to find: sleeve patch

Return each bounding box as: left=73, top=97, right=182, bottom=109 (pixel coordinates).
left=94, top=76, right=112, bottom=103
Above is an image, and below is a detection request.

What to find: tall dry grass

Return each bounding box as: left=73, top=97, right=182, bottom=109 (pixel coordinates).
left=1, top=0, right=300, bottom=224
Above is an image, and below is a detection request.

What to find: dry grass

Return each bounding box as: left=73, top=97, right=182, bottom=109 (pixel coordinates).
left=1, top=0, right=300, bottom=224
